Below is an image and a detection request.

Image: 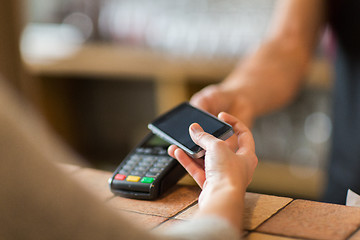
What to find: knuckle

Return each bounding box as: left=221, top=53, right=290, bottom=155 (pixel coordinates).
left=249, top=153, right=258, bottom=170
left=252, top=154, right=258, bottom=167
left=194, top=131, right=207, bottom=142
left=211, top=139, right=227, bottom=149
left=203, top=85, right=219, bottom=98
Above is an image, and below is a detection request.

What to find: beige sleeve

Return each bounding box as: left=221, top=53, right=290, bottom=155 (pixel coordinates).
left=0, top=80, right=158, bottom=240
left=155, top=216, right=241, bottom=240
left=0, top=79, right=240, bottom=240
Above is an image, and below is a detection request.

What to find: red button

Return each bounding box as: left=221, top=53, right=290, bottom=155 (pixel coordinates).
left=114, top=174, right=126, bottom=181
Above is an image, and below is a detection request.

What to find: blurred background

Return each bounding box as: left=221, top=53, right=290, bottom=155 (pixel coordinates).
left=18, top=0, right=332, bottom=200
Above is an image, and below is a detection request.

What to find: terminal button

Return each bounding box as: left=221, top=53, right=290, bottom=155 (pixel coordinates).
left=141, top=177, right=155, bottom=184
left=126, top=175, right=141, bottom=182
left=114, top=174, right=126, bottom=181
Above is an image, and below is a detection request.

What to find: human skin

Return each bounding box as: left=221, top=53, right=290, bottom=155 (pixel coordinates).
left=190, top=0, right=326, bottom=127
left=168, top=112, right=258, bottom=233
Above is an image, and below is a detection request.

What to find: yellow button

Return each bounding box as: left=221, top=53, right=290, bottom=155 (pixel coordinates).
left=126, top=175, right=141, bottom=182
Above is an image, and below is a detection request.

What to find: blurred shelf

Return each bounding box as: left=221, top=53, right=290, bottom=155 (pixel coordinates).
left=23, top=43, right=238, bottom=81
left=23, top=43, right=333, bottom=113
left=24, top=42, right=332, bottom=84
left=23, top=43, right=237, bottom=113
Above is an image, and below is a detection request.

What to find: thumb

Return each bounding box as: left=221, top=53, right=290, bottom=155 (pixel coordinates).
left=189, top=123, right=218, bottom=151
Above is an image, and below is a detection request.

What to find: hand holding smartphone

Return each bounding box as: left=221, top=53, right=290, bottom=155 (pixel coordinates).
left=148, top=102, right=234, bottom=158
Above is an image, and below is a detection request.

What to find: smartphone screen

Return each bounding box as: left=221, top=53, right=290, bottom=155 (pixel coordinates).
left=148, top=102, right=233, bottom=158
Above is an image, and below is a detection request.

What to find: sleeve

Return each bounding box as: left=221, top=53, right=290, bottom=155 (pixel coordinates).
left=154, top=217, right=241, bottom=240
left=0, top=79, right=241, bottom=240
left=0, top=80, right=159, bottom=240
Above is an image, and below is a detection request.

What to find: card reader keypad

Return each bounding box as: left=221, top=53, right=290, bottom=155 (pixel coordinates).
left=115, top=147, right=173, bottom=184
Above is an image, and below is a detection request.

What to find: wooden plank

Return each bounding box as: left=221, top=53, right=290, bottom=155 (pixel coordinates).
left=176, top=192, right=293, bottom=231
left=258, top=199, right=360, bottom=240
left=107, top=185, right=201, bottom=218
left=118, top=210, right=168, bottom=230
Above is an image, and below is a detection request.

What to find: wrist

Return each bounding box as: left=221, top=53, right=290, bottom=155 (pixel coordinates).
left=197, top=180, right=246, bottom=231
left=203, top=177, right=247, bottom=202
left=217, top=83, right=256, bottom=127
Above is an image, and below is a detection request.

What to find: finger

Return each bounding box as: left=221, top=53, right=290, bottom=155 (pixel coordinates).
left=190, top=93, right=210, bottom=112
left=216, top=112, right=239, bottom=152
left=173, top=148, right=206, bottom=188
left=169, top=145, right=204, bottom=168
left=190, top=85, right=220, bottom=115
left=168, top=145, right=206, bottom=187
left=167, top=144, right=178, bottom=159
left=189, top=123, right=220, bottom=151
left=218, top=112, right=255, bottom=152
left=218, top=112, right=248, bottom=134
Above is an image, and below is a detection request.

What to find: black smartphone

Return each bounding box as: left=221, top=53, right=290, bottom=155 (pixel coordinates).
left=109, top=133, right=186, bottom=200
left=148, top=102, right=234, bottom=158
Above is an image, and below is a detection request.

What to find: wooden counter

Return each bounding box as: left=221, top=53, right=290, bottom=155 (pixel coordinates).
left=58, top=163, right=360, bottom=240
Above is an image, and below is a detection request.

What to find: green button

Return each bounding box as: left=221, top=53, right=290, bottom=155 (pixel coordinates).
left=141, top=177, right=154, bottom=184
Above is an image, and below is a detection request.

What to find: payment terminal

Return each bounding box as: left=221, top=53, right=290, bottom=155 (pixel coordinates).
left=109, top=133, right=186, bottom=200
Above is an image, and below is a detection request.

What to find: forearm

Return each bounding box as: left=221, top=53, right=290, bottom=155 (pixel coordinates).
left=221, top=37, right=310, bottom=118
left=219, top=0, right=326, bottom=119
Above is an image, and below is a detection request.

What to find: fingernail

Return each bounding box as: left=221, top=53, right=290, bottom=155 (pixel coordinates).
left=190, top=123, right=201, bottom=133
